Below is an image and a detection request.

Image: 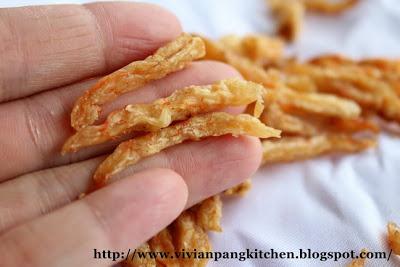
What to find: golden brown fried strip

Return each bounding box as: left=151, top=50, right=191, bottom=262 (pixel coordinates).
left=268, top=0, right=305, bottom=41
left=346, top=249, right=368, bottom=267
left=219, top=35, right=284, bottom=66
left=224, top=179, right=252, bottom=196
left=202, top=36, right=281, bottom=88
left=284, top=63, right=400, bottom=122
left=93, top=112, right=280, bottom=187
left=170, top=211, right=211, bottom=267
left=262, top=135, right=375, bottom=164
left=194, top=195, right=222, bottom=232
left=270, top=87, right=361, bottom=119
left=388, top=222, right=400, bottom=255
left=303, top=0, right=359, bottom=14
left=70, top=34, right=206, bottom=130
left=62, top=79, right=265, bottom=153
left=123, top=243, right=156, bottom=267
left=261, top=103, right=319, bottom=136
left=148, top=229, right=180, bottom=267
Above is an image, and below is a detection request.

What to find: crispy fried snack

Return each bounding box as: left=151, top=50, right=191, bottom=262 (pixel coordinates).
left=219, top=35, right=284, bottom=66
left=62, top=79, right=265, bottom=153
left=283, top=63, right=400, bottom=122
left=267, top=87, right=361, bottom=118
left=224, top=179, right=252, bottom=196
left=124, top=196, right=222, bottom=267
left=388, top=222, right=400, bottom=255
left=267, top=0, right=305, bottom=41
left=93, top=112, right=280, bottom=188
left=148, top=229, right=179, bottom=267
left=193, top=195, right=222, bottom=232
left=171, top=211, right=211, bottom=267
left=303, top=0, right=359, bottom=14
left=123, top=243, right=156, bottom=267
left=202, top=36, right=277, bottom=87
left=346, top=249, right=367, bottom=267
left=262, top=135, right=375, bottom=164
left=70, top=34, right=206, bottom=130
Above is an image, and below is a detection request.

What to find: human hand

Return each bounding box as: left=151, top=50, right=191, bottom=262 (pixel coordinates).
left=0, top=2, right=262, bottom=266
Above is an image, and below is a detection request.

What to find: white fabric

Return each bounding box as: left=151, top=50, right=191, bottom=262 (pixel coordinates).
left=1, top=0, right=399, bottom=266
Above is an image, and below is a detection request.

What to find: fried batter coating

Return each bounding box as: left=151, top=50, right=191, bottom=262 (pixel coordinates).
left=267, top=0, right=305, bottom=41
left=123, top=243, right=156, bottom=267
left=346, top=249, right=368, bottom=267
left=262, top=135, right=375, bottom=164
left=388, top=222, right=400, bottom=255
left=70, top=34, right=206, bottom=130
left=304, top=0, right=359, bottom=14
left=62, top=79, right=265, bottom=153
left=193, top=195, right=222, bottom=232
left=219, top=35, right=284, bottom=66
left=93, top=112, right=280, bottom=187
left=224, top=179, right=252, bottom=196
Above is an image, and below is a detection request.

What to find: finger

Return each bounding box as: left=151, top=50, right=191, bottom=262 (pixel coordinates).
left=0, top=136, right=261, bottom=233
left=0, top=2, right=181, bottom=102
left=0, top=168, right=187, bottom=267
left=0, top=61, right=240, bottom=181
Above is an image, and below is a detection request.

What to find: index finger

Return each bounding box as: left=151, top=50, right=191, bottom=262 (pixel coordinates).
left=0, top=2, right=181, bottom=102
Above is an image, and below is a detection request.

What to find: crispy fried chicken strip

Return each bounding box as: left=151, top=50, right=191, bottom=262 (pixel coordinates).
left=262, top=135, right=375, bottom=164
left=93, top=112, right=280, bottom=188
left=70, top=34, right=206, bottom=130
left=63, top=79, right=265, bottom=153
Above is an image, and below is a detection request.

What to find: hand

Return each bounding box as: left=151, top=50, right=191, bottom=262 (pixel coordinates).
left=0, top=2, right=262, bottom=266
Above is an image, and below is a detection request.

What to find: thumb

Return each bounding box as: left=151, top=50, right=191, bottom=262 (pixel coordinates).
left=0, top=168, right=187, bottom=267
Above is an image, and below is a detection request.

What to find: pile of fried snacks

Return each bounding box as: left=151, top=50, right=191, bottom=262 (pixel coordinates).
left=63, top=29, right=400, bottom=265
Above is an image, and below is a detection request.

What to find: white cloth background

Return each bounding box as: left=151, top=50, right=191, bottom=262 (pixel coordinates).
left=1, top=0, right=400, bottom=266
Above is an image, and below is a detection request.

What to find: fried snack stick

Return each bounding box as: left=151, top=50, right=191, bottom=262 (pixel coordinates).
left=347, top=249, right=368, bottom=267
left=267, top=0, right=305, bottom=41
left=93, top=112, right=280, bottom=188
left=70, top=34, right=206, bottom=130
left=124, top=196, right=222, bottom=267
left=219, top=35, right=284, bottom=66
left=261, top=103, right=319, bottom=136
left=202, top=37, right=362, bottom=120
left=388, top=222, right=400, bottom=255
left=123, top=243, right=156, bottom=267
left=261, top=135, right=375, bottom=164
left=310, top=55, right=400, bottom=96
left=224, top=179, right=252, bottom=196
left=303, top=0, right=359, bottom=14
left=62, top=79, right=265, bottom=153
left=193, top=195, right=222, bottom=232
left=268, top=87, right=361, bottom=119
left=284, top=63, right=400, bottom=122
left=202, top=36, right=282, bottom=88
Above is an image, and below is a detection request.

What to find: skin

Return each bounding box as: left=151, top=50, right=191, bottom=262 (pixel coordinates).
left=0, top=2, right=262, bottom=267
